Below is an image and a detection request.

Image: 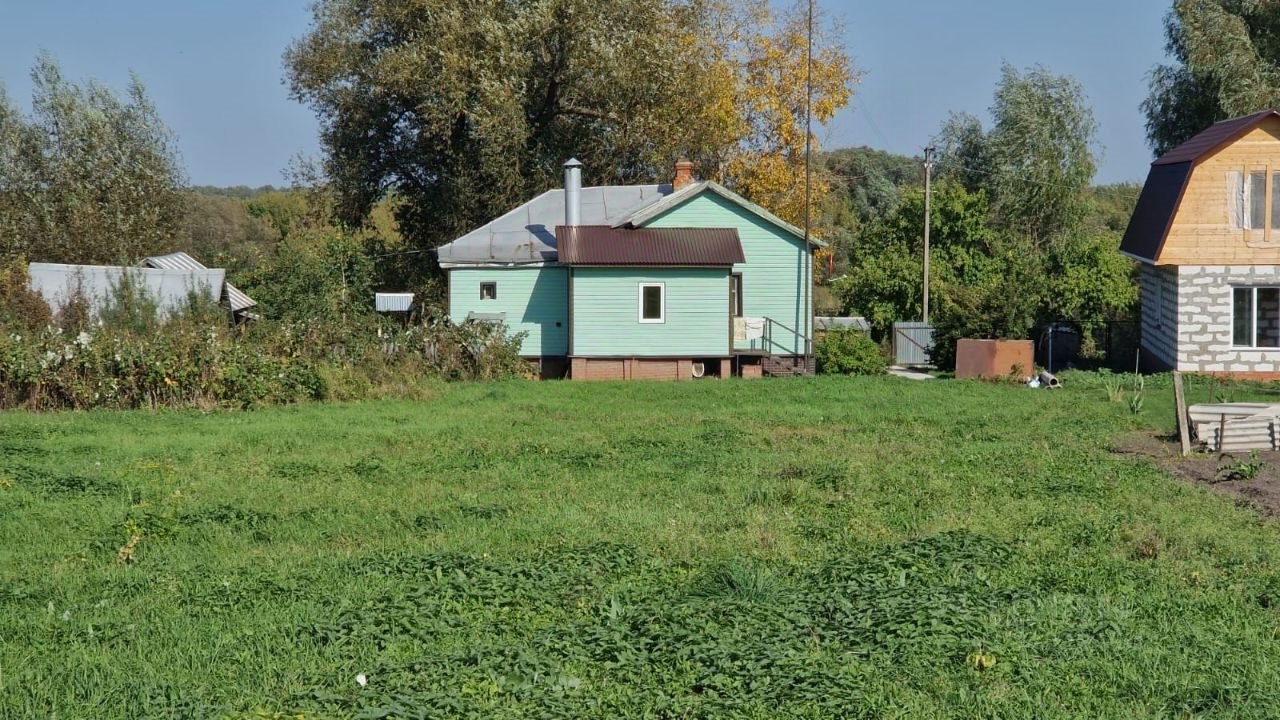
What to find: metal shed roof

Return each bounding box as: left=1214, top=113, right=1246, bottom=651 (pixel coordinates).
left=375, top=292, right=414, bottom=312
left=28, top=262, right=225, bottom=316
left=141, top=251, right=257, bottom=312
left=437, top=184, right=673, bottom=265
left=557, top=226, right=744, bottom=266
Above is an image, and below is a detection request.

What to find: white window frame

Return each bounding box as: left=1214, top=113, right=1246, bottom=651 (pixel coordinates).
left=1231, top=285, right=1280, bottom=349
left=638, top=282, right=665, bottom=324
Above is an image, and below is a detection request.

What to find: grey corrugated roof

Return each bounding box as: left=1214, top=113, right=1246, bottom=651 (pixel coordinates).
left=437, top=184, right=673, bottom=265
left=375, top=292, right=414, bottom=312
left=28, top=263, right=224, bottom=316
left=141, top=251, right=257, bottom=312
left=557, top=226, right=744, bottom=266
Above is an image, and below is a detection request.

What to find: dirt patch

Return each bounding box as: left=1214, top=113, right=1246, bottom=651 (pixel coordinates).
left=1115, top=432, right=1280, bottom=516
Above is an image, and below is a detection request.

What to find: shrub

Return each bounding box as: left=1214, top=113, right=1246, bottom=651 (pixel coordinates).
left=0, top=258, right=53, bottom=332
left=815, top=328, right=887, bottom=375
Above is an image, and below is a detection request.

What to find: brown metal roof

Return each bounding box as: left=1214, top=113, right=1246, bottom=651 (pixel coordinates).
left=556, top=226, right=745, bottom=266
left=1119, top=162, right=1195, bottom=262
left=1121, top=110, right=1280, bottom=263
left=1154, top=110, right=1280, bottom=165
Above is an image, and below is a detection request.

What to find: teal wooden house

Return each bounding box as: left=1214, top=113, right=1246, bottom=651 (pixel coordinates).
left=439, top=159, right=820, bottom=380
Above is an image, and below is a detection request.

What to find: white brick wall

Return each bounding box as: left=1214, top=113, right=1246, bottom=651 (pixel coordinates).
left=1139, top=264, right=1178, bottom=369
left=1175, top=265, right=1280, bottom=372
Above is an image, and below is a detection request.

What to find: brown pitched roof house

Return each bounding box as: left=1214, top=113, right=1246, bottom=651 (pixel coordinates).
left=1122, top=110, right=1280, bottom=376
left=1122, top=110, right=1280, bottom=263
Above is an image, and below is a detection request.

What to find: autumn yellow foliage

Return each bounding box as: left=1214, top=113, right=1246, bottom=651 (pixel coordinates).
left=699, top=2, right=856, bottom=233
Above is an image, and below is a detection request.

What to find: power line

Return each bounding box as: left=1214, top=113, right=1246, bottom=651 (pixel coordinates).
left=821, top=164, right=1139, bottom=195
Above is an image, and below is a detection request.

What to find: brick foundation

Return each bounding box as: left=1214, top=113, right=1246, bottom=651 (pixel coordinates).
left=569, top=357, right=727, bottom=381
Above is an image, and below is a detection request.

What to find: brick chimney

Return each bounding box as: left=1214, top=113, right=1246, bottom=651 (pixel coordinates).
left=673, top=157, right=695, bottom=190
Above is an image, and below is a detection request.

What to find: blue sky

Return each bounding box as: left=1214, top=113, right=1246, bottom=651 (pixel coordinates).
left=0, top=1, right=1171, bottom=187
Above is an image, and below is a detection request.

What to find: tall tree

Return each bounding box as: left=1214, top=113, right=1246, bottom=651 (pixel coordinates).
left=986, top=64, right=1097, bottom=244
left=1144, top=0, right=1280, bottom=155
left=936, top=64, right=1097, bottom=245
left=285, top=0, right=853, bottom=252
left=0, top=55, right=187, bottom=264
left=717, top=2, right=854, bottom=226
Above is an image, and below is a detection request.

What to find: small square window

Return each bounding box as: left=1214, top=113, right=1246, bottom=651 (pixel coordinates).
left=480, top=282, right=497, bottom=300
left=639, top=283, right=664, bottom=323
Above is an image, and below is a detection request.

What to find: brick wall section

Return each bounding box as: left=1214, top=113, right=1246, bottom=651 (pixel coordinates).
left=570, top=357, right=727, bottom=380
left=632, top=359, right=681, bottom=381
left=1138, top=263, right=1178, bottom=370
left=1175, top=265, right=1280, bottom=373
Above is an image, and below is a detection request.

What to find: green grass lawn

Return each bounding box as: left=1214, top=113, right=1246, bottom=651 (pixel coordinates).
left=4, top=375, right=1280, bottom=718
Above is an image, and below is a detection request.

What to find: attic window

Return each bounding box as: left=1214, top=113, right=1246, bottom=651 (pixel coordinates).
left=480, top=282, right=497, bottom=300
left=1230, top=169, right=1275, bottom=231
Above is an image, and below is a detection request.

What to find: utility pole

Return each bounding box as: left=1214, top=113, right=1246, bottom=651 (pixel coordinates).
left=803, top=0, right=814, bottom=360
left=922, top=145, right=935, bottom=325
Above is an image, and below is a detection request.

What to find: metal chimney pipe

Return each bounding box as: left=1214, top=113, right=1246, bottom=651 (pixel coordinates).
left=564, top=158, right=583, bottom=226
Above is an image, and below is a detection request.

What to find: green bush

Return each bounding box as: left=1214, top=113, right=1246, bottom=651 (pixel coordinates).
left=0, top=241, right=533, bottom=409
left=815, top=328, right=887, bottom=375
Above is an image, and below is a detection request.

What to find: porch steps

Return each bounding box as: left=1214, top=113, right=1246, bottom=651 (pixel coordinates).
left=761, top=355, right=815, bottom=378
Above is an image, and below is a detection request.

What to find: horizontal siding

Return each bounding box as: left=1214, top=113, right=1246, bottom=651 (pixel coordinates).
left=571, top=268, right=729, bottom=357
left=644, top=193, right=811, bottom=354
left=449, top=267, right=568, bottom=356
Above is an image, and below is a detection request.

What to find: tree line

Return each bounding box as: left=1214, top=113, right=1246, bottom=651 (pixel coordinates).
left=0, top=0, right=1273, bottom=368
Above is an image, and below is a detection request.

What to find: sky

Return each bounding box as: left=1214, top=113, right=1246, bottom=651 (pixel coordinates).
left=0, top=1, right=1172, bottom=187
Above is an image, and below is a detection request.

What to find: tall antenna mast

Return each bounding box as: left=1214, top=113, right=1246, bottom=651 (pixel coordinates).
left=804, top=0, right=814, bottom=362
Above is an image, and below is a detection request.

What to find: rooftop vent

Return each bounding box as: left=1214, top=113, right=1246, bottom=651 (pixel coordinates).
left=564, top=158, right=583, bottom=226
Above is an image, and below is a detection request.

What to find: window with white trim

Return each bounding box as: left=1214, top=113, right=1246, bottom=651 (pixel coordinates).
left=1233, top=286, right=1280, bottom=347
left=638, top=283, right=665, bottom=323
left=480, top=282, right=497, bottom=300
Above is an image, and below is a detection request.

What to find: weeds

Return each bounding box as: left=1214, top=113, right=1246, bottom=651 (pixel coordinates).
left=1128, top=373, right=1146, bottom=414
left=1102, top=373, right=1125, bottom=402
left=1215, top=450, right=1268, bottom=483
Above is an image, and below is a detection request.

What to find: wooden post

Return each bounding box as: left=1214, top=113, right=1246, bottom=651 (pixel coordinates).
left=1173, top=371, right=1191, bottom=456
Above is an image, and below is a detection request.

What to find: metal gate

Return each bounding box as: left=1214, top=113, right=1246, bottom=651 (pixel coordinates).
left=892, top=322, right=934, bottom=366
